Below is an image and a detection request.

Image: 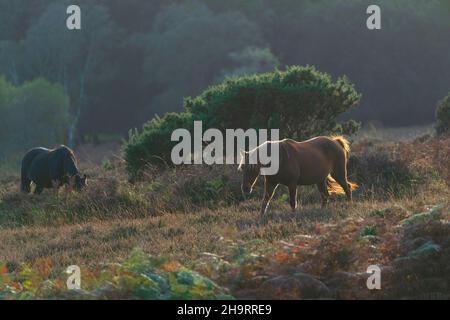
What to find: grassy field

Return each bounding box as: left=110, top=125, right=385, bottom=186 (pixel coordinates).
left=0, top=130, right=449, bottom=299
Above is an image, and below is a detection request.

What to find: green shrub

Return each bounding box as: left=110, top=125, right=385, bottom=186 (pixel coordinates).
left=361, top=225, right=377, bottom=237
left=185, top=65, right=361, bottom=138
left=123, top=112, right=193, bottom=177
left=184, top=175, right=239, bottom=206
left=124, top=66, right=361, bottom=175
left=101, top=159, right=114, bottom=171
left=435, top=92, right=450, bottom=136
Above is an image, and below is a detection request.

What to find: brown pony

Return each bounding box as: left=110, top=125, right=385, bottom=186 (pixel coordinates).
left=238, top=136, right=358, bottom=215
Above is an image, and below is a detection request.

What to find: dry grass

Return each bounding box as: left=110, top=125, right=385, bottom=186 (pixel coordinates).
left=355, top=124, right=434, bottom=142
left=0, top=133, right=449, bottom=299
left=0, top=186, right=448, bottom=270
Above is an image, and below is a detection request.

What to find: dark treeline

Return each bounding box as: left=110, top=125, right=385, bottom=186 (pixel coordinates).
left=0, top=0, right=449, bottom=144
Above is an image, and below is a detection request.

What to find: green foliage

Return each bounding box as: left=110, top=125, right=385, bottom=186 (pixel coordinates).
left=407, top=240, right=441, bottom=258
left=0, top=76, right=69, bottom=158
left=0, top=248, right=232, bottom=300
left=399, top=204, right=444, bottom=226
left=123, top=112, right=193, bottom=177
left=435, top=92, right=450, bottom=136
left=369, top=209, right=385, bottom=218
left=185, top=175, right=238, bottom=206
left=361, top=225, right=377, bottom=237
left=101, top=159, right=114, bottom=171
left=186, top=65, right=361, bottom=139
left=1, top=0, right=450, bottom=138
left=1, top=2, right=122, bottom=142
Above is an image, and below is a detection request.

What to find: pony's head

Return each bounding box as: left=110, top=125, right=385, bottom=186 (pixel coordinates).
left=72, top=174, right=88, bottom=191
left=238, top=151, right=260, bottom=196
left=57, top=146, right=86, bottom=191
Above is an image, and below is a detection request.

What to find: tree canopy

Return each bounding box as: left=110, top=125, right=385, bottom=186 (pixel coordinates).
left=0, top=77, right=69, bottom=158
left=0, top=0, right=449, bottom=143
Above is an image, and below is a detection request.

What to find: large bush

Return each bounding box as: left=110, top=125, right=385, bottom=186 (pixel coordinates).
left=124, top=66, right=361, bottom=176
left=0, top=77, right=69, bottom=158
left=186, top=65, right=360, bottom=138
left=124, top=112, right=193, bottom=176
left=435, top=92, right=450, bottom=136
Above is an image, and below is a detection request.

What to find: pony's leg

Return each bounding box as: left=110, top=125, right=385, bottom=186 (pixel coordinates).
left=20, top=173, right=31, bottom=193
left=260, top=182, right=278, bottom=215
left=51, top=180, right=60, bottom=196
left=332, top=171, right=352, bottom=202
left=20, top=158, right=32, bottom=193
left=317, top=180, right=329, bottom=208
left=288, top=184, right=298, bottom=213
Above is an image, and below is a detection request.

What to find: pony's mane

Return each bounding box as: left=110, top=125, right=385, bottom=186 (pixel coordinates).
left=238, top=140, right=282, bottom=171
left=55, top=145, right=76, bottom=158
left=238, top=159, right=259, bottom=172
left=54, top=145, right=79, bottom=176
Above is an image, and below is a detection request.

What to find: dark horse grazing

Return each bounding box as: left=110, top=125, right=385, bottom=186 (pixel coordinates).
left=21, top=145, right=87, bottom=194
left=238, top=136, right=358, bottom=215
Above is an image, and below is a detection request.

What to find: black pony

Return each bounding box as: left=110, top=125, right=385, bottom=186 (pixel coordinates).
left=21, top=145, right=87, bottom=194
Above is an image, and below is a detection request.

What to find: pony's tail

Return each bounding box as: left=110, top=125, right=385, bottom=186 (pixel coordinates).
left=348, top=181, right=359, bottom=191
left=332, top=136, right=351, bottom=155
left=326, top=176, right=359, bottom=195
left=328, top=136, right=358, bottom=194
left=326, top=176, right=345, bottom=195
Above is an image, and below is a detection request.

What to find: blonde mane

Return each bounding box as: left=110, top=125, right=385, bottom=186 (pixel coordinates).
left=238, top=140, right=282, bottom=171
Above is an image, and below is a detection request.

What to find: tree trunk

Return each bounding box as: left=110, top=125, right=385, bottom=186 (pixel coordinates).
left=68, top=48, right=92, bottom=148
left=68, top=73, right=85, bottom=148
